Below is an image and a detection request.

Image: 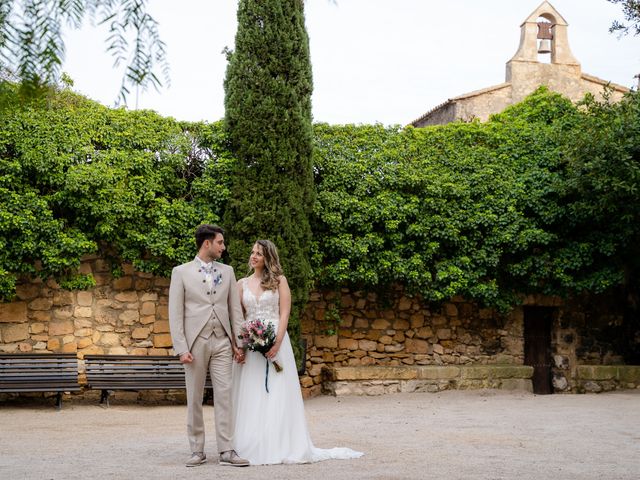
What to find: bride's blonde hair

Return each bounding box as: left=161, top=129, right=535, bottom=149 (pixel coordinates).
left=249, top=239, right=283, bottom=291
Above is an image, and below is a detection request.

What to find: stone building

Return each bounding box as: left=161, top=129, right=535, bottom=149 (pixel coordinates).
left=410, top=1, right=630, bottom=127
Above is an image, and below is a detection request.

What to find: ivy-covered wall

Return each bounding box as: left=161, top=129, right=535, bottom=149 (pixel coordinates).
left=1, top=84, right=639, bottom=390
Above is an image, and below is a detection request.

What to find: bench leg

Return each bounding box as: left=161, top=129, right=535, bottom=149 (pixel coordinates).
left=56, top=392, right=62, bottom=411
left=100, top=389, right=111, bottom=407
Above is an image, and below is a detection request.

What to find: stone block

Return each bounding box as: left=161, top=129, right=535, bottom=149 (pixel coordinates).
left=300, top=376, right=314, bottom=388
left=47, top=338, right=61, bottom=351
left=405, top=338, right=430, bottom=354
left=436, top=328, right=452, bottom=340
left=358, top=340, right=377, bottom=351
left=153, top=334, right=173, bottom=348
left=393, top=319, right=410, bottom=330
left=577, top=365, right=617, bottom=381
left=49, top=320, right=74, bottom=336
left=75, top=291, right=93, bottom=307
left=364, top=330, right=381, bottom=341
left=0, top=302, right=28, bottom=323
left=326, top=366, right=418, bottom=381
left=30, top=323, right=46, bottom=334
left=28, top=298, right=53, bottom=311
left=77, top=338, right=93, bottom=349
left=417, top=366, right=460, bottom=380
left=153, top=320, right=170, bottom=333
left=460, top=366, right=491, bottom=380
left=156, top=305, right=169, bottom=320
left=338, top=338, right=359, bottom=350
left=552, top=374, right=568, bottom=391
left=313, top=335, right=338, bottom=349
left=354, top=318, right=369, bottom=329
left=1, top=323, right=29, bottom=343
left=371, top=319, right=391, bottom=330
left=414, top=327, right=433, bottom=339
left=74, top=306, right=93, bottom=318
left=119, top=309, right=139, bottom=325
left=384, top=344, right=404, bottom=353
left=140, top=302, right=156, bottom=316
left=618, top=366, right=640, bottom=383
left=15, top=284, right=40, bottom=300
left=53, top=306, right=73, bottom=319
left=444, top=303, right=458, bottom=316
left=135, top=279, right=152, bottom=290
left=132, top=327, right=151, bottom=339
left=140, top=292, right=158, bottom=302
left=582, top=381, right=603, bottom=393
left=62, top=341, right=78, bottom=353
left=409, top=313, right=425, bottom=328
left=151, top=348, right=169, bottom=356
left=398, top=297, right=412, bottom=311
left=78, top=345, right=105, bottom=357
left=99, top=332, right=121, bottom=347
left=115, top=291, right=138, bottom=303
left=154, top=277, right=170, bottom=287
left=112, top=277, right=133, bottom=290
left=392, top=332, right=405, bottom=342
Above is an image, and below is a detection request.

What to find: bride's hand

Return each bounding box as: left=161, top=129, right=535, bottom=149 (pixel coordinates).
left=266, top=342, right=280, bottom=359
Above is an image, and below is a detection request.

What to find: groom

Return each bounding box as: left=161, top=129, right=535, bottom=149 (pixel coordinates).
left=169, top=224, right=249, bottom=467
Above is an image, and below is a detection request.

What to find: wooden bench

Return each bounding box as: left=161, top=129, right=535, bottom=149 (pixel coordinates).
left=0, top=353, right=81, bottom=409
left=84, top=355, right=213, bottom=406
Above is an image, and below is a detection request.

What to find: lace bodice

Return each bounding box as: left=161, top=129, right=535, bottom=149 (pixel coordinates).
left=241, top=280, right=280, bottom=329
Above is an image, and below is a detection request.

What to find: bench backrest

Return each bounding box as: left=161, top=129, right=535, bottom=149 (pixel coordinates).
left=0, top=353, right=80, bottom=392
left=84, top=355, right=195, bottom=390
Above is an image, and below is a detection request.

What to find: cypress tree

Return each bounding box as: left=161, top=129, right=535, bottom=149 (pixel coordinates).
left=223, top=0, right=314, bottom=355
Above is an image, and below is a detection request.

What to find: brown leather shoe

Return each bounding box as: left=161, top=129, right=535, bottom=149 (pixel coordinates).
left=185, top=452, right=207, bottom=467
left=219, top=450, right=249, bottom=467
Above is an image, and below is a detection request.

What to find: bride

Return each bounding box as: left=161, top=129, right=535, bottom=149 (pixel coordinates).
left=231, top=239, right=363, bottom=465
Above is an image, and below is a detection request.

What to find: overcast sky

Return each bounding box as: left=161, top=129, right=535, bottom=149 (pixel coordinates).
left=62, top=0, right=639, bottom=126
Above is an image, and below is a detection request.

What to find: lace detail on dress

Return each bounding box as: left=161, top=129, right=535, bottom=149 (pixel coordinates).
left=241, top=279, right=280, bottom=330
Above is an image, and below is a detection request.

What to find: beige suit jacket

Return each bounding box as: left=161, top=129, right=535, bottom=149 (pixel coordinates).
left=168, top=259, right=244, bottom=355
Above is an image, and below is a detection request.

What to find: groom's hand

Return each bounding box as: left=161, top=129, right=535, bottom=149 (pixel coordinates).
left=233, top=346, right=246, bottom=364
left=179, top=352, right=194, bottom=364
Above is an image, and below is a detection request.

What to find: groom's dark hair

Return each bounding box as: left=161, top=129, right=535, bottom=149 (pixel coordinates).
left=195, top=224, right=225, bottom=249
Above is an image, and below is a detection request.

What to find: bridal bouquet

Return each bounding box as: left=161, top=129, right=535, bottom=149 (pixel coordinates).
left=238, top=319, right=283, bottom=373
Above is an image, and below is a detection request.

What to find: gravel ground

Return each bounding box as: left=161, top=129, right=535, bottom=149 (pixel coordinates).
left=1, top=389, right=639, bottom=480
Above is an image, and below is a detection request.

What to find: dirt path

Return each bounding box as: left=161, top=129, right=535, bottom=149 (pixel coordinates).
left=1, top=389, right=638, bottom=480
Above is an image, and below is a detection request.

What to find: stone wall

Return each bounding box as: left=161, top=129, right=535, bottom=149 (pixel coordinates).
left=0, top=256, right=172, bottom=359
left=299, top=289, right=526, bottom=396
left=300, top=289, right=640, bottom=396
left=1, top=258, right=638, bottom=401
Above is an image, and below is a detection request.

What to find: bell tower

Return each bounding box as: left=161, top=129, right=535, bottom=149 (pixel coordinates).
left=506, top=1, right=581, bottom=102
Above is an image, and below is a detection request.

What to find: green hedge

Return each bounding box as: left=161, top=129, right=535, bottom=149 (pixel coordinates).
left=2, top=84, right=639, bottom=312
left=0, top=85, right=231, bottom=300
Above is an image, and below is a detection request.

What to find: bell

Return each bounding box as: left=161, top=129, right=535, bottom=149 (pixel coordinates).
left=538, top=39, right=551, bottom=54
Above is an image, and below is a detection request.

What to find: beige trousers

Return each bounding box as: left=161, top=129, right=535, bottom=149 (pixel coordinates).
left=184, top=333, right=233, bottom=454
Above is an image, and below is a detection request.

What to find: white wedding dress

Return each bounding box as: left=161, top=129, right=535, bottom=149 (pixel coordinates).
left=232, top=281, right=364, bottom=465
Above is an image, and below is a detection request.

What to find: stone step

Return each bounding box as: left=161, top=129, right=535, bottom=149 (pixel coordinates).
left=322, top=365, right=534, bottom=396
